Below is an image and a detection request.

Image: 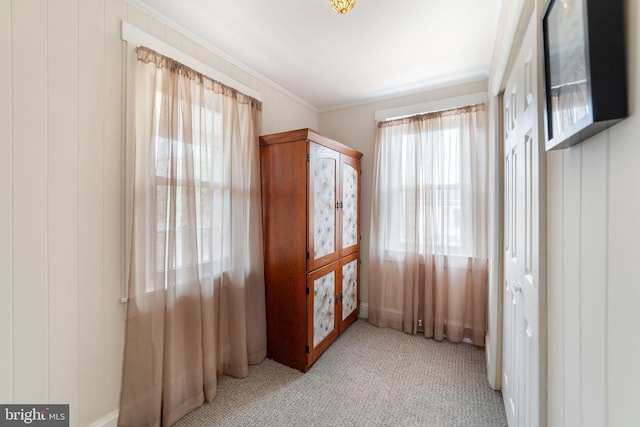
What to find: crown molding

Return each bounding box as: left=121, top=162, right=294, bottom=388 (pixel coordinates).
left=126, top=0, right=319, bottom=113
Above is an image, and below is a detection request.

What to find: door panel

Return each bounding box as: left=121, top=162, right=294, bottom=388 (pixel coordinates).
left=312, top=270, right=335, bottom=347
left=341, top=258, right=358, bottom=321
left=502, top=13, right=541, bottom=427
left=340, top=156, right=360, bottom=256
left=307, top=262, right=340, bottom=367
left=308, top=143, right=340, bottom=271
left=339, top=251, right=359, bottom=331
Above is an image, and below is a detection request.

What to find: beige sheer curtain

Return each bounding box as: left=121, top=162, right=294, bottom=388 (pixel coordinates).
left=118, top=47, right=266, bottom=427
left=368, top=105, right=488, bottom=346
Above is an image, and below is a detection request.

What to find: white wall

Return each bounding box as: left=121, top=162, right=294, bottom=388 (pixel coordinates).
left=0, top=1, right=317, bottom=426
left=546, top=0, right=640, bottom=426
left=319, top=79, right=489, bottom=316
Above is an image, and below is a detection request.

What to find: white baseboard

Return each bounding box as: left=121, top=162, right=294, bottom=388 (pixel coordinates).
left=359, top=303, right=368, bottom=319
left=90, top=410, right=118, bottom=427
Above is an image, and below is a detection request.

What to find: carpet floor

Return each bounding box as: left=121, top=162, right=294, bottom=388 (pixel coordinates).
left=174, top=319, right=507, bottom=426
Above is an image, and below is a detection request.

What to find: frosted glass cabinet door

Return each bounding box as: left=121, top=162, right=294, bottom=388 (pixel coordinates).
left=341, top=255, right=359, bottom=321
left=340, top=156, right=360, bottom=256
left=313, top=271, right=335, bottom=347
left=308, top=143, right=340, bottom=271
left=307, top=262, right=340, bottom=367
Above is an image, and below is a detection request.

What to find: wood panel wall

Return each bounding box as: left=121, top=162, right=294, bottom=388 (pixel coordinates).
left=0, top=1, right=318, bottom=425
left=0, top=1, right=127, bottom=425
left=546, top=3, right=640, bottom=424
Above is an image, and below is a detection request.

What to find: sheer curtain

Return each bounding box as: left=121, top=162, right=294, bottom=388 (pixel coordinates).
left=368, top=105, right=488, bottom=346
left=118, top=47, right=266, bottom=427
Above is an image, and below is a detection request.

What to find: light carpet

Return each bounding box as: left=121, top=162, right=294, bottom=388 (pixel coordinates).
left=174, top=319, right=507, bottom=426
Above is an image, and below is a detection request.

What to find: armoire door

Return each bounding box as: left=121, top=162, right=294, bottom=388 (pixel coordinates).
left=502, top=12, right=542, bottom=427
left=339, top=251, right=359, bottom=331
left=307, top=261, right=340, bottom=367
left=308, top=142, right=340, bottom=271
left=340, top=156, right=360, bottom=257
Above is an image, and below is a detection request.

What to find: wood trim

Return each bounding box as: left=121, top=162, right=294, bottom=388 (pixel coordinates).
left=260, top=128, right=363, bottom=160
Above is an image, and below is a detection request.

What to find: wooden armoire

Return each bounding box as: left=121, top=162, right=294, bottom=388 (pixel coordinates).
left=259, top=128, right=363, bottom=372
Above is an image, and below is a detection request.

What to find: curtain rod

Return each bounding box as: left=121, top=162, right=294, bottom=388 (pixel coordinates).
left=121, top=21, right=262, bottom=102
left=374, top=92, right=488, bottom=123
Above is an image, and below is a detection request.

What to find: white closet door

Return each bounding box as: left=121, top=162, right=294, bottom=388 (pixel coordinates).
left=502, top=12, right=543, bottom=427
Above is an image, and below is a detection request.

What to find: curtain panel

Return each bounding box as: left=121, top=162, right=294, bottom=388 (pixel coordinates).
left=118, top=47, right=266, bottom=427
left=368, top=105, right=489, bottom=346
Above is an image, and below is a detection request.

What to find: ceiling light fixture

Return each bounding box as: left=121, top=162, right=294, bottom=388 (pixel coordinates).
left=330, top=0, right=356, bottom=14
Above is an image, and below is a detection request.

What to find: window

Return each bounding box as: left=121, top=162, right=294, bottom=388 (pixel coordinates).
left=372, top=104, right=487, bottom=261
left=383, top=126, right=468, bottom=256
left=368, top=103, right=489, bottom=345
left=153, top=101, right=226, bottom=270
left=148, top=91, right=235, bottom=291
left=129, top=45, right=262, bottom=294
left=120, top=42, right=266, bottom=425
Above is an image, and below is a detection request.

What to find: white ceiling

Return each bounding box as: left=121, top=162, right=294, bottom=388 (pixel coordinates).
left=135, top=0, right=502, bottom=112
